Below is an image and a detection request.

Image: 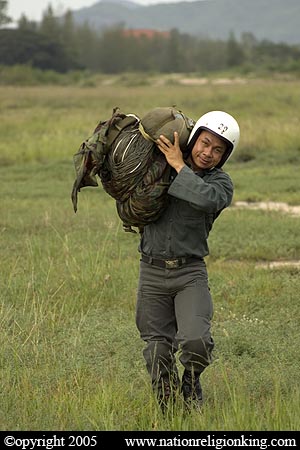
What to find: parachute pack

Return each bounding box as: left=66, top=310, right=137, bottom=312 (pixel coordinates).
left=71, top=106, right=195, bottom=233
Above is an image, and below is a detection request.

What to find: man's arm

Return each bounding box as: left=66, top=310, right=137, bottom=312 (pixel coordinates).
left=168, top=165, right=233, bottom=214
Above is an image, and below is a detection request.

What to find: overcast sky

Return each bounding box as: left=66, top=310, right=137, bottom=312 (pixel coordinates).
left=8, top=0, right=187, bottom=23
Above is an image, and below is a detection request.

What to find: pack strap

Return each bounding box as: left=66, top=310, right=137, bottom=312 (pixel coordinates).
left=138, top=122, right=156, bottom=143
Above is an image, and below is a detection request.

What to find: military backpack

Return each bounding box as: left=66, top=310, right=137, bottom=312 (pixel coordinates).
left=71, top=106, right=195, bottom=233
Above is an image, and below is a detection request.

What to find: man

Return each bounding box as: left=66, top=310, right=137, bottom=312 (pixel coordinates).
left=135, top=110, right=240, bottom=410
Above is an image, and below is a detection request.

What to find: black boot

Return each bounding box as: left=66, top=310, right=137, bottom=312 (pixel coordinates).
left=154, top=373, right=179, bottom=412
left=181, top=369, right=203, bottom=410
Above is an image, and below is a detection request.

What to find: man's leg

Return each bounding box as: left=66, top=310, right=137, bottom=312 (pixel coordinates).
left=136, top=262, right=178, bottom=407
left=174, top=262, right=214, bottom=406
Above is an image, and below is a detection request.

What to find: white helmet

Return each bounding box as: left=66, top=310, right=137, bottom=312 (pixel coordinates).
left=186, top=110, right=240, bottom=168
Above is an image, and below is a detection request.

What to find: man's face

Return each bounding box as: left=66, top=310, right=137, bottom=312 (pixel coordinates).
left=190, top=130, right=227, bottom=170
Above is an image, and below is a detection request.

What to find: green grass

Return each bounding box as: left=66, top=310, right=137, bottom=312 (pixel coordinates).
left=0, top=77, right=299, bottom=430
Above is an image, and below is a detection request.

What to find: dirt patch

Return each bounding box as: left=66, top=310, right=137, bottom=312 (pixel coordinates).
left=256, top=260, right=300, bottom=269
left=211, top=78, right=247, bottom=85
left=179, top=78, right=208, bottom=85
left=233, top=201, right=300, bottom=217
left=179, top=77, right=247, bottom=86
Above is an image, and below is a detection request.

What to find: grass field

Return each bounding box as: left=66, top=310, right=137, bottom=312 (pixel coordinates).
left=0, top=75, right=299, bottom=430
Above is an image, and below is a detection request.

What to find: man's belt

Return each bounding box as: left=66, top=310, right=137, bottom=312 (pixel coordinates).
left=141, top=254, right=203, bottom=269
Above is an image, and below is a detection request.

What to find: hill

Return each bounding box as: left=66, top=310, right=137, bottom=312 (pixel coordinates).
left=71, top=0, right=300, bottom=44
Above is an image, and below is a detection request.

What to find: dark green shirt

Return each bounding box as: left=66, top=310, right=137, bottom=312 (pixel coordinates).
left=139, top=165, right=233, bottom=258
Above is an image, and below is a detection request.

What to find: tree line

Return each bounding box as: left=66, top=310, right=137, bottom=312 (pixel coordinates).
left=1, top=2, right=300, bottom=74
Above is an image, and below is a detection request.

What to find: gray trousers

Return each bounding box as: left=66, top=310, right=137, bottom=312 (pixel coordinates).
left=136, top=260, right=214, bottom=384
